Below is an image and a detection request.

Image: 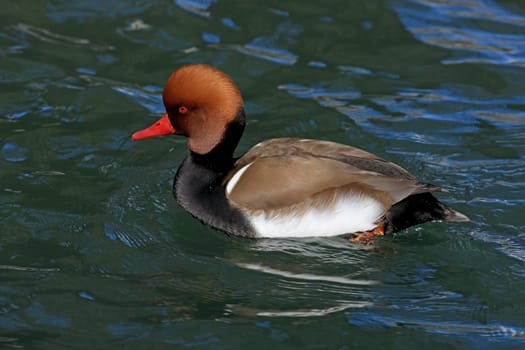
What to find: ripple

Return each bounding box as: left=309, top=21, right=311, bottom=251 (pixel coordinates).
left=280, top=77, right=525, bottom=149
left=24, top=302, right=71, bottom=328
left=237, top=263, right=379, bottom=286
left=45, top=1, right=155, bottom=22
left=104, top=165, right=174, bottom=249
left=13, top=23, right=113, bottom=51
left=236, top=40, right=298, bottom=66
left=9, top=208, right=86, bottom=240
left=392, top=0, right=525, bottom=66
left=123, top=19, right=151, bottom=31
left=347, top=312, right=525, bottom=342
left=48, top=136, right=97, bottom=161
left=0, top=265, right=59, bottom=273
left=471, top=230, right=525, bottom=265
left=175, top=0, right=216, bottom=18
left=202, top=32, right=221, bottom=44
left=104, top=223, right=160, bottom=248
left=232, top=18, right=302, bottom=66
left=230, top=302, right=371, bottom=318
left=221, top=17, right=240, bottom=31
left=112, top=86, right=164, bottom=114
left=5, top=111, right=30, bottom=120
left=115, top=21, right=190, bottom=50
left=1, top=1, right=524, bottom=348
left=307, top=60, right=327, bottom=68
left=0, top=57, right=63, bottom=83
left=279, top=83, right=360, bottom=100
left=1, top=143, right=27, bottom=162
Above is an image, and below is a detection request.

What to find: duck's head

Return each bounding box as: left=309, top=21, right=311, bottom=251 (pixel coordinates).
left=132, top=64, right=245, bottom=155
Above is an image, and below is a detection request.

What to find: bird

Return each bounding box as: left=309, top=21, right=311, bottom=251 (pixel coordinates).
left=131, top=64, right=469, bottom=243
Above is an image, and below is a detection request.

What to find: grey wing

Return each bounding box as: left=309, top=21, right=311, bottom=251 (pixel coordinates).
left=238, top=138, right=417, bottom=181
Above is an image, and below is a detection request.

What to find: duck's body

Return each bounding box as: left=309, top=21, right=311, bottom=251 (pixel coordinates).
left=132, top=64, right=468, bottom=242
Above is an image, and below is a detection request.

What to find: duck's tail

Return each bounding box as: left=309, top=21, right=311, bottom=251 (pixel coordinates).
left=383, top=193, right=469, bottom=234
left=441, top=205, right=470, bottom=222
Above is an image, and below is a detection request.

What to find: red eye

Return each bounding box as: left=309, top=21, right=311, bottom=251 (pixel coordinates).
left=178, top=106, right=188, bottom=114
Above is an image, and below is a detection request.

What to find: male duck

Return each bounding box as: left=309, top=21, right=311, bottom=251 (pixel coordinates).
left=132, top=64, right=469, bottom=243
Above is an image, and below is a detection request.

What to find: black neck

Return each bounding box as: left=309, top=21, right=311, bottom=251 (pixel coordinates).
left=172, top=106, right=254, bottom=237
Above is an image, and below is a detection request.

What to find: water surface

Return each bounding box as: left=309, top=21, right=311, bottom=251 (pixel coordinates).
left=1, top=0, right=525, bottom=349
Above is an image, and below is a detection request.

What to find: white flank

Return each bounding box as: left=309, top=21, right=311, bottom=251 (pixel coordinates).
left=248, top=193, right=384, bottom=238
left=225, top=162, right=253, bottom=195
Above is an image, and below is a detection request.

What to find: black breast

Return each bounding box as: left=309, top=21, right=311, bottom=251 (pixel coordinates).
left=173, top=155, right=256, bottom=238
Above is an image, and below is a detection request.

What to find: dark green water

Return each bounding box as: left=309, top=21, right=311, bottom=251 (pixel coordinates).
left=1, top=0, right=525, bottom=348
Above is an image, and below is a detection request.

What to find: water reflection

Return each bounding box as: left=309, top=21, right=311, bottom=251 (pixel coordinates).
left=236, top=41, right=298, bottom=66
left=347, top=311, right=525, bottom=340
left=236, top=262, right=378, bottom=286
left=392, top=0, right=525, bottom=66
left=14, top=23, right=114, bottom=51
left=176, top=0, right=216, bottom=18
left=1, top=143, right=27, bottom=162
left=1, top=0, right=525, bottom=348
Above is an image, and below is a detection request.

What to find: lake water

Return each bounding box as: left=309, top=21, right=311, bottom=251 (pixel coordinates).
left=1, top=0, right=525, bottom=349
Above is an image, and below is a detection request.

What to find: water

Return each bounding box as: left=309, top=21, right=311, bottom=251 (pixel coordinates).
left=1, top=0, right=525, bottom=348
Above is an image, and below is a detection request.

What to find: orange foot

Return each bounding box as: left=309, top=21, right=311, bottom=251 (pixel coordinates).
left=350, top=222, right=385, bottom=245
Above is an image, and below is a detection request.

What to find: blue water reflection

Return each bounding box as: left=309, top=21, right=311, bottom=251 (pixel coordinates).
left=392, top=0, right=525, bottom=66
left=1, top=0, right=525, bottom=348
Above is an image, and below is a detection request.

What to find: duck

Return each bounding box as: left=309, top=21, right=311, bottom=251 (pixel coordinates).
left=131, top=64, right=469, bottom=243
